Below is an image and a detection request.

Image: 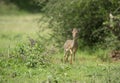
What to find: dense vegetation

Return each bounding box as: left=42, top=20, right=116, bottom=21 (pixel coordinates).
left=0, top=0, right=120, bottom=83
left=42, top=0, right=120, bottom=50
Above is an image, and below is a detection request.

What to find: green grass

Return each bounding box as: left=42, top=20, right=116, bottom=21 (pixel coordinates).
left=0, top=14, right=120, bottom=83
left=0, top=14, right=41, bottom=54
left=1, top=52, right=120, bottom=83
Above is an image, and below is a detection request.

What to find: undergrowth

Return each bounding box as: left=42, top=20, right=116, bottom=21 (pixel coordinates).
left=0, top=37, right=120, bottom=83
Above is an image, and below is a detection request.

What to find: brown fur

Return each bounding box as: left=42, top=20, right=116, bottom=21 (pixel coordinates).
left=64, top=28, right=79, bottom=64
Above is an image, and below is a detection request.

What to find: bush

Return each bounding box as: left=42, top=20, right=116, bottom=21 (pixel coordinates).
left=12, top=37, right=52, bottom=68
left=41, top=0, right=120, bottom=49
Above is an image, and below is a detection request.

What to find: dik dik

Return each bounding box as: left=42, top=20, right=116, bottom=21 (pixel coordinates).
left=64, top=28, right=79, bottom=64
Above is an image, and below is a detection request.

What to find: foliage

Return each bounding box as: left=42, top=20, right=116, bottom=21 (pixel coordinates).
left=0, top=1, right=120, bottom=82
left=42, top=0, right=120, bottom=49
left=12, top=38, right=52, bottom=68
left=1, top=54, right=120, bottom=83
left=103, top=14, right=120, bottom=50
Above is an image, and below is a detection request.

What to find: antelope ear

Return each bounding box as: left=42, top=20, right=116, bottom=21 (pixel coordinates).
left=72, top=28, right=76, bottom=33
left=72, top=28, right=74, bottom=33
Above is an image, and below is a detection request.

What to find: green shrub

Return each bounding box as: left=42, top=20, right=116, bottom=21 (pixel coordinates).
left=41, top=0, right=120, bottom=49
left=12, top=37, right=52, bottom=68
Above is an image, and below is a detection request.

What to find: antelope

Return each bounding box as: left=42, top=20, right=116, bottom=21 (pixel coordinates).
left=64, top=28, right=80, bottom=64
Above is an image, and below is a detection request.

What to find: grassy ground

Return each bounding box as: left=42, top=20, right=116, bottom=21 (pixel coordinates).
left=1, top=51, right=120, bottom=83
left=0, top=14, right=120, bottom=83
left=0, top=14, right=41, bottom=54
